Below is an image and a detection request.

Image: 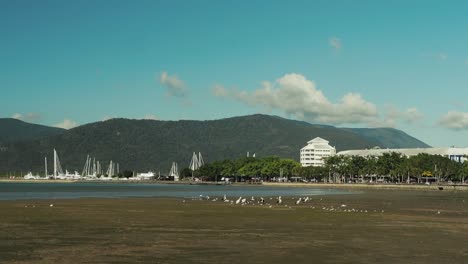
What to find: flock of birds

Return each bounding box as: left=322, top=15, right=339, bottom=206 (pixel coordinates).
left=183, top=194, right=391, bottom=214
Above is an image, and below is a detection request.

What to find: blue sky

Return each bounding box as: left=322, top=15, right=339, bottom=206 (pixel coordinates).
left=2, top=0, right=468, bottom=147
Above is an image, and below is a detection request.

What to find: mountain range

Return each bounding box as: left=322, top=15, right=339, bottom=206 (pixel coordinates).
left=0, top=114, right=429, bottom=174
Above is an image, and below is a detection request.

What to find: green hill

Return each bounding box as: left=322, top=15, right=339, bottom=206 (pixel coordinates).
left=343, top=127, right=430, bottom=149
left=0, top=118, right=65, bottom=144
left=0, top=114, right=429, bottom=174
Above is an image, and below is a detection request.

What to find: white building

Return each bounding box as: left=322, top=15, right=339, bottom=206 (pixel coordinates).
left=338, top=147, right=468, bottom=162
left=300, top=137, right=336, bottom=167
left=136, top=171, right=155, bottom=180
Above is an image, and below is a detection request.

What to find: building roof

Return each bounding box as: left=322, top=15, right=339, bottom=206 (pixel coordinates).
left=337, top=147, right=468, bottom=157
left=301, top=137, right=335, bottom=150
left=307, top=137, right=329, bottom=144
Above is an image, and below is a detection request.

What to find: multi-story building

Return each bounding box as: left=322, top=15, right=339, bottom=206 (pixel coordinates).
left=300, top=137, right=336, bottom=167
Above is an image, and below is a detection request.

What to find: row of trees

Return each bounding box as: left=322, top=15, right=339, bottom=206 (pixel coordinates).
left=325, top=152, right=468, bottom=182
left=180, top=156, right=301, bottom=182
left=298, top=153, right=468, bottom=183
left=183, top=153, right=468, bottom=183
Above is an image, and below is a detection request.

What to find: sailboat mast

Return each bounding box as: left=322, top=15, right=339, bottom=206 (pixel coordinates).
left=45, top=156, right=47, bottom=177
left=93, top=158, right=96, bottom=175
left=53, top=149, right=57, bottom=179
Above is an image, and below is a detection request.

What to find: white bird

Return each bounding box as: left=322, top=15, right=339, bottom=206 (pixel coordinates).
left=49, top=204, right=54, bottom=207
left=250, top=196, right=255, bottom=201
left=296, top=197, right=301, bottom=205
left=341, top=204, right=347, bottom=208
left=236, top=197, right=242, bottom=204
left=260, top=197, right=265, bottom=204
left=222, top=194, right=227, bottom=201
left=437, top=210, right=441, bottom=214
left=304, top=197, right=309, bottom=202
left=277, top=196, right=282, bottom=204
left=241, top=198, right=247, bottom=204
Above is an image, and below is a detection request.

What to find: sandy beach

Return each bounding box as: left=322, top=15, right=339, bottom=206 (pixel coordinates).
left=2, top=178, right=468, bottom=191
left=262, top=182, right=468, bottom=191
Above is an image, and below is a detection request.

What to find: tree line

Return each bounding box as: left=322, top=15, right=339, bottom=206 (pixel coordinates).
left=180, top=156, right=301, bottom=182
left=319, top=153, right=467, bottom=183
left=182, top=153, right=468, bottom=184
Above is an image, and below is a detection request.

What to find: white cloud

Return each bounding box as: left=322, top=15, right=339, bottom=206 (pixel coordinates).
left=12, top=113, right=22, bottom=119
left=438, top=111, right=468, bottom=130
left=143, top=114, right=159, bottom=120
left=382, top=106, right=423, bottom=127
left=403, top=107, right=423, bottom=123
left=11, top=112, right=42, bottom=122
left=329, top=37, right=342, bottom=50
left=213, top=73, right=426, bottom=127
left=159, top=71, right=188, bottom=98
left=422, top=52, right=447, bottom=61
left=54, top=119, right=78, bottom=129
left=213, top=73, right=380, bottom=125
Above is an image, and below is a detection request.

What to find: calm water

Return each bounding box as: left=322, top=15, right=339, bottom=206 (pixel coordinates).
left=0, top=182, right=355, bottom=200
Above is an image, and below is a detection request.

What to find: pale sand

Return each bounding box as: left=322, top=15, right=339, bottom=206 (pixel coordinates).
left=1, top=178, right=467, bottom=191
left=263, top=182, right=468, bottom=191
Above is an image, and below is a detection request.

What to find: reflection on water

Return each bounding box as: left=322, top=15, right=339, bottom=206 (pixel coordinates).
left=0, top=183, right=355, bottom=200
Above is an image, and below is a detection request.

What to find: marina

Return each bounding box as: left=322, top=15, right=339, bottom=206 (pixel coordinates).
left=19, top=149, right=197, bottom=182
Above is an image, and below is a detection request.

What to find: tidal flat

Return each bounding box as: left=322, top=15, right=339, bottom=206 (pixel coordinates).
left=1, top=189, right=467, bottom=264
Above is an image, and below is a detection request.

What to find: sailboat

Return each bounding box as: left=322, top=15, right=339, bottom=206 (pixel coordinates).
left=102, top=160, right=116, bottom=180
left=189, top=152, right=204, bottom=171
left=169, top=162, right=179, bottom=181
left=188, top=152, right=204, bottom=180
left=81, top=155, right=101, bottom=180
left=53, top=149, right=80, bottom=180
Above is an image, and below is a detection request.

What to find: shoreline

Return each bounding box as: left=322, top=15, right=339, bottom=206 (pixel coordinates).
left=1, top=178, right=467, bottom=191
left=262, top=182, right=468, bottom=191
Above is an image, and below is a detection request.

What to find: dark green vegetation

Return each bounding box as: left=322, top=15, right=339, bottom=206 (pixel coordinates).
left=318, top=153, right=468, bottom=183
left=342, top=127, right=428, bottom=149
left=184, top=156, right=300, bottom=181
left=0, top=118, right=64, bottom=144
left=1, top=189, right=467, bottom=263
left=182, top=153, right=466, bottom=184
left=0, top=114, right=429, bottom=174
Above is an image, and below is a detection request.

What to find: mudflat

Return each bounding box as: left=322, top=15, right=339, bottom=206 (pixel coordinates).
left=1, top=189, right=467, bottom=264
